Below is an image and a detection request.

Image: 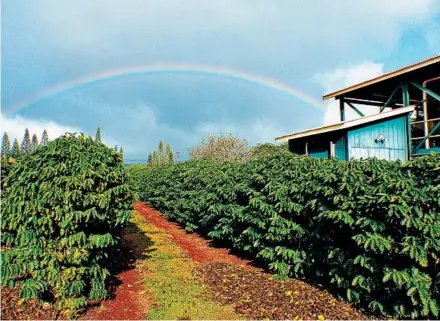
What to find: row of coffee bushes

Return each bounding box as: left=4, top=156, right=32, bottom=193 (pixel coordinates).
left=128, top=152, right=440, bottom=319
left=1, top=134, right=133, bottom=318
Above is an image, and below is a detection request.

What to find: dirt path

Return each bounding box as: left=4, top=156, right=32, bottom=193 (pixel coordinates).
left=133, top=201, right=370, bottom=320
left=133, top=201, right=255, bottom=268
left=2, top=202, right=371, bottom=320
left=80, top=226, right=152, bottom=320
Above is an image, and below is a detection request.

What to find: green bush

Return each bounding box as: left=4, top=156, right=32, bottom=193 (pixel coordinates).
left=1, top=133, right=134, bottom=316
left=128, top=151, right=440, bottom=319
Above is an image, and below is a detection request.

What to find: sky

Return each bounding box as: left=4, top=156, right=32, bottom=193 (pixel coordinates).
left=1, top=0, right=440, bottom=162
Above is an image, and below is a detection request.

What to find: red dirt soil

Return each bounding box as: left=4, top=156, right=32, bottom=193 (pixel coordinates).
left=134, top=201, right=255, bottom=268
left=80, top=234, right=148, bottom=320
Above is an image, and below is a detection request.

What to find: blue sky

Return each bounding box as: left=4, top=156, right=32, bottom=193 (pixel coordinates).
left=2, top=0, right=440, bottom=162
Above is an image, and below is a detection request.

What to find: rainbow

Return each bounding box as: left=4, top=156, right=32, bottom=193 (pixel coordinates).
left=3, top=64, right=325, bottom=114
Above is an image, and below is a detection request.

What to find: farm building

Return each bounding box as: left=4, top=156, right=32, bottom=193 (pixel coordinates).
left=276, top=55, right=440, bottom=161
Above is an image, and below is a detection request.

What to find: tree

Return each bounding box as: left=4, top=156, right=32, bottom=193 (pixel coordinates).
left=31, top=133, right=39, bottom=151
left=166, top=144, right=173, bottom=164
left=21, top=128, right=32, bottom=154
left=158, top=141, right=164, bottom=162
left=1, top=133, right=11, bottom=158
left=114, top=145, right=118, bottom=152
left=247, top=142, right=289, bottom=159
left=41, top=129, right=49, bottom=145
left=119, top=147, right=124, bottom=162
left=188, top=133, right=249, bottom=162
left=95, top=127, right=102, bottom=142
left=148, top=141, right=174, bottom=165
left=11, top=139, right=20, bottom=159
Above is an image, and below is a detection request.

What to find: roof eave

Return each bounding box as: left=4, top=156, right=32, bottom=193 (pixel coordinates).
left=275, top=106, right=415, bottom=142
left=322, top=55, right=440, bottom=101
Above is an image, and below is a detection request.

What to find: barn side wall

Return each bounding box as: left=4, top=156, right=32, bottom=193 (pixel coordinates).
left=346, top=116, right=408, bottom=161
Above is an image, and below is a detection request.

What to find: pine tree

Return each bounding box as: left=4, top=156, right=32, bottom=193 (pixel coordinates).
left=31, top=133, right=39, bottom=151
left=158, top=141, right=164, bottom=162
left=1, top=133, right=11, bottom=158
left=119, top=147, right=124, bottom=162
left=114, top=145, right=118, bottom=152
left=168, top=149, right=174, bottom=164
left=148, top=141, right=175, bottom=165
left=95, top=127, right=102, bottom=143
left=152, top=151, right=158, bottom=164
left=21, top=128, right=32, bottom=154
left=11, top=138, right=20, bottom=159
left=166, top=144, right=174, bottom=164
left=41, top=129, right=49, bottom=145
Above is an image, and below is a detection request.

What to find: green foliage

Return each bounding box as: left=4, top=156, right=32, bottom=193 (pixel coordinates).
left=128, top=151, right=440, bottom=319
left=41, top=129, right=49, bottom=145
left=11, top=138, right=20, bottom=159
left=148, top=141, right=174, bottom=165
left=31, top=133, right=39, bottom=152
left=1, top=133, right=134, bottom=316
left=248, top=142, right=289, bottom=159
left=2, top=132, right=11, bottom=158
left=21, top=128, right=32, bottom=154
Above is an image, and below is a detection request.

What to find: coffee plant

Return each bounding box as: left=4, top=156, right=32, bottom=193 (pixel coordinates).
left=1, top=133, right=134, bottom=317
left=128, top=151, right=440, bottom=319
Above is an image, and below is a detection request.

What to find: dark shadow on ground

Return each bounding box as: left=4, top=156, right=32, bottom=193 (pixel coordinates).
left=86, top=221, right=155, bottom=308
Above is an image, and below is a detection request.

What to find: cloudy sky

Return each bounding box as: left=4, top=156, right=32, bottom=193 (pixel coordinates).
left=2, top=0, right=440, bottom=162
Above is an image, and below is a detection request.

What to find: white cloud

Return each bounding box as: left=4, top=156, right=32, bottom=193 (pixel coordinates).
left=0, top=113, right=119, bottom=147
left=312, top=61, right=388, bottom=125
left=22, top=0, right=440, bottom=74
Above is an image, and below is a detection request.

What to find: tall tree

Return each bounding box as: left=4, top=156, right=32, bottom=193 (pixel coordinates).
left=21, top=128, right=32, bottom=154
left=166, top=144, right=173, bottom=164
left=1, top=133, right=11, bottom=158
left=31, top=133, right=39, bottom=151
left=11, top=138, right=20, bottom=159
left=41, top=129, right=49, bottom=145
left=95, top=127, right=102, bottom=142
left=119, top=147, right=124, bottom=162
left=148, top=141, right=174, bottom=165
left=114, top=145, right=118, bottom=152
left=158, top=141, right=164, bottom=163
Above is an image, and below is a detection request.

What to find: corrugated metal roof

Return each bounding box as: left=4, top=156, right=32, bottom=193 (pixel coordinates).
left=323, top=55, right=440, bottom=100
left=275, top=106, right=414, bottom=142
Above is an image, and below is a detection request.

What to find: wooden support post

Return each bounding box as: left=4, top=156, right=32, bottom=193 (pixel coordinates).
left=330, top=141, right=336, bottom=158
left=423, top=83, right=430, bottom=149
left=339, top=98, right=345, bottom=122
left=401, top=82, right=410, bottom=106
left=305, top=141, right=309, bottom=156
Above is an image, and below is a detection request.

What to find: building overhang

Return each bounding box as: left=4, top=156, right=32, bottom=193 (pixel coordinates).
left=322, top=56, right=440, bottom=104
left=275, top=106, right=415, bottom=142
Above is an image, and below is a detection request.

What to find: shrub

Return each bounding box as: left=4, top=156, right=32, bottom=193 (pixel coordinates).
left=247, top=142, right=289, bottom=159
left=129, top=151, right=440, bottom=319
left=188, top=134, right=249, bottom=162
left=1, top=133, right=134, bottom=317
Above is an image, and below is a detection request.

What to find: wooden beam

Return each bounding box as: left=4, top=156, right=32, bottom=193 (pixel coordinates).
left=380, top=84, right=401, bottom=112
left=339, top=98, right=345, bottom=122
left=346, top=102, right=365, bottom=117
left=343, top=98, right=403, bottom=108
left=413, top=120, right=440, bottom=152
